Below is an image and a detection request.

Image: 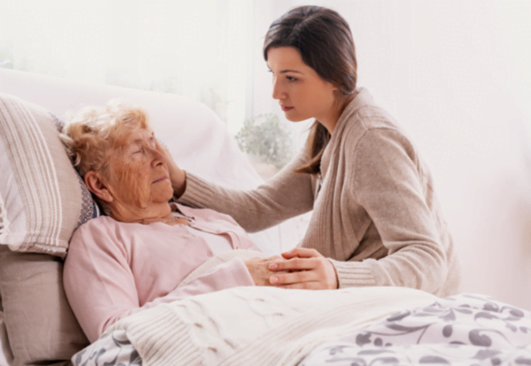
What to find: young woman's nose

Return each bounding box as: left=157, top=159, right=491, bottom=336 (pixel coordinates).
left=271, top=76, right=285, bottom=100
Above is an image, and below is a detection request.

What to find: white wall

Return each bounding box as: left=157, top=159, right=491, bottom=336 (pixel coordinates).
left=252, top=1, right=531, bottom=310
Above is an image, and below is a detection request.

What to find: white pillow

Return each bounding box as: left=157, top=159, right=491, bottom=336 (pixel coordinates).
left=0, top=93, right=96, bottom=257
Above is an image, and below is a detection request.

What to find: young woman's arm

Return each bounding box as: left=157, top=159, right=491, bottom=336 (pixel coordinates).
left=170, top=150, right=316, bottom=233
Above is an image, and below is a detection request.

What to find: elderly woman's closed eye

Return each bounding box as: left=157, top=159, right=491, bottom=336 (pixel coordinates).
left=60, top=100, right=284, bottom=343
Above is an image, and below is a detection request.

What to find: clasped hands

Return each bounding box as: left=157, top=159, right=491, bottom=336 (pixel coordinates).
left=244, top=248, right=338, bottom=290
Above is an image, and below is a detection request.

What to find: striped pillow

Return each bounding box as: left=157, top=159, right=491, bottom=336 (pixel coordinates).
left=0, top=93, right=95, bottom=258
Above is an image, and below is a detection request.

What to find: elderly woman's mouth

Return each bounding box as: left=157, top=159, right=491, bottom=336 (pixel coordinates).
left=152, top=175, right=169, bottom=184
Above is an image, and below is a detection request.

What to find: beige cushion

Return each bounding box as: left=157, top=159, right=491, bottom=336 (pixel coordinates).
left=0, top=94, right=95, bottom=365
left=0, top=247, right=88, bottom=366
left=1, top=304, right=14, bottom=366
left=0, top=93, right=96, bottom=258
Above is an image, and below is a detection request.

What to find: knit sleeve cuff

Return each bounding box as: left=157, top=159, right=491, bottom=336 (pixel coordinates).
left=329, top=258, right=377, bottom=288
left=175, top=171, right=215, bottom=208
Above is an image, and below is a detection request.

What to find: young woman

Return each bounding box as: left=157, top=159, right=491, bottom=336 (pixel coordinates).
left=165, top=6, right=461, bottom=296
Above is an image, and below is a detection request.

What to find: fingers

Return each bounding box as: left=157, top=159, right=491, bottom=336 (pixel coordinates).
left=269, top=257, right=317, bottom=272
left=247, top=256, right=282, bottom=264
left=154, top=142, right=187, bottom=197
left=270, top=269, right=319, bottom=286
left=269, top=257, right=339, bottom=290
left=244, top=257, right=289, bottom=287
left=262, top=255, right=283, bottom=262
left=281, top=248, right=321, bottom=260
left=154, top=139, right=170, bottom=156
left=277, top=282, right=326, bottom=290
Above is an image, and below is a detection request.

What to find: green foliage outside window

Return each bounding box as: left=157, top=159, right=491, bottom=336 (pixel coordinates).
left=235, top=114, right=294, bottom=169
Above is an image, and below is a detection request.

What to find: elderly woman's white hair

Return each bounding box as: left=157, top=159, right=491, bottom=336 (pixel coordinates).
left=60, top=99, right=153, bottom=213
left=61, top=99, right=152, bottom=179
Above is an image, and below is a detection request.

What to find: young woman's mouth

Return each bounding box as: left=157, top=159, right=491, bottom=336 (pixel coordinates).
left=281, top=105, right=294, bottom=112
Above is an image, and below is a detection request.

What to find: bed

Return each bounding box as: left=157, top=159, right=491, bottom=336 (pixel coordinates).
left=1, top=68, right=530, bottom=366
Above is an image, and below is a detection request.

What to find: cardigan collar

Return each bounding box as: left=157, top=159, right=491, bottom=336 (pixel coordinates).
left=320, top=87, right=374, bottom=178
left=333, top=87, right=374, bottom=135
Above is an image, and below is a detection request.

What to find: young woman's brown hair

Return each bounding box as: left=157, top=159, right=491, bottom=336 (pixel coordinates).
left=263, top=6, right=358, bottom=174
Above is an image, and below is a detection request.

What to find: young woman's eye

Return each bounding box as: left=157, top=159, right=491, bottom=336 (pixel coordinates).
left=287, top=76, right=297, bottom=82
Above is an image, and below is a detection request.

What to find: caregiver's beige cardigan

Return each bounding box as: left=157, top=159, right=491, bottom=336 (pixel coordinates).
left=178, top=88, right=461, bottom=297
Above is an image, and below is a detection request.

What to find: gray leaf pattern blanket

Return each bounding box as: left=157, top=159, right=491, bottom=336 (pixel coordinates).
left=73, top=292, right=531, bottom=366
left=301, top=293, right=531, bottom=366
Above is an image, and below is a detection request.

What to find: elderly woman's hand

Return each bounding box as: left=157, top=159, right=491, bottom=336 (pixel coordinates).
left=155, top=140, right=187, bottom=197
left=244, top=256, right=288, bottom=286
left=268, top=248, right=338, bottom=290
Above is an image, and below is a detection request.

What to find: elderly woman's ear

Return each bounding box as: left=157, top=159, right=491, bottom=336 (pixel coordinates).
left=84, top=171, right=114, bottom=203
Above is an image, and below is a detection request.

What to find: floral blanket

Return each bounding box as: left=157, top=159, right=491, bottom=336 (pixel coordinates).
left=73, top=293, right=531, bottom=366
left=301, top=293, right=531, bottom=366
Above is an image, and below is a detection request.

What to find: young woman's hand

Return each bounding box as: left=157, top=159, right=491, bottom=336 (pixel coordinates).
left=268, top=248, right=338, bottom=290
left=155, top=140, right=187, bottom=197
left=245, top=256, right=288, bottom=286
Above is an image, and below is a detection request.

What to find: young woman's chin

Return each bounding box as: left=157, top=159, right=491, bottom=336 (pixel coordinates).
left=283, top=112, right=310, bottom=122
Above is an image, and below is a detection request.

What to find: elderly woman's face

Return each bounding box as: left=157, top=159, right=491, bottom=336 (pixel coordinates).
left=107, top=128, right=173, bottom=209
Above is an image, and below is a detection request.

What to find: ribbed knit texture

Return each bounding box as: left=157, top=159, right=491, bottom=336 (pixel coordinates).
left=178, top=88, right=461, bottom=297
left=329, top=259, right=376, bottom=287
left=107, top=286, right=438, bottom=366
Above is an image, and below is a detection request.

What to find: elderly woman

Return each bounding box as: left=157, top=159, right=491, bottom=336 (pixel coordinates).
left=61, top=100, right=278, bottom=343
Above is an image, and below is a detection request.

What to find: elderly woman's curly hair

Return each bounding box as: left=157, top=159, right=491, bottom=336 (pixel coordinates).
left=60, top=99, right=152, bottom=180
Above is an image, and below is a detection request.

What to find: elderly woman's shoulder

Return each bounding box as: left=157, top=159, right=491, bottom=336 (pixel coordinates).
left=71, top=215, right=123, bottom=239
left=78, top=215, right=118, bottom=228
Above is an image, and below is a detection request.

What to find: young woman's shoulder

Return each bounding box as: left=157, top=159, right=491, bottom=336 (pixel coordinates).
left=340, top=88, right=405, bottom=141
left=357, top=106, right=399, bottom=130
left=342, top=109, right=409, bottom=150
left=340, top=98, right=420, bottom=166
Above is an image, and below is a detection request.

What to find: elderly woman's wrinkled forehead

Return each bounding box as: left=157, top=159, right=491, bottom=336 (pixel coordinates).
left=111, top=125, right=154, bottom=152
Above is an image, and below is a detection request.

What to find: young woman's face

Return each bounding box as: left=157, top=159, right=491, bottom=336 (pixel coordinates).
left=267, top=46, right=338, bottom=123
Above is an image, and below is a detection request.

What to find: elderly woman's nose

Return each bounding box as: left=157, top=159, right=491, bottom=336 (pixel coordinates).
left=149, top=145, right=166, bottom=165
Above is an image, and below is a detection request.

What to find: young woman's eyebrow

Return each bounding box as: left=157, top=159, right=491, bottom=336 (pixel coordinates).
left=267, top=66, right=302, bottom=74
